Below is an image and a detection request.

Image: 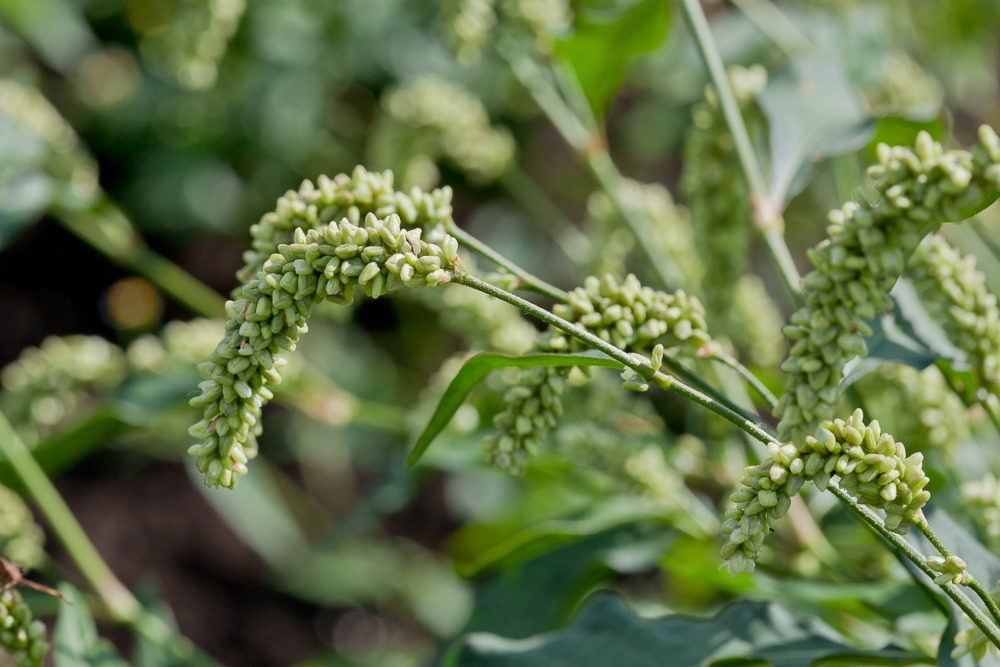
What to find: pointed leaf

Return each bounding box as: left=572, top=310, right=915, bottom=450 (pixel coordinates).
left=55, top=583, right=129, bottom=667
left=407, top=351, right=623, bottom=466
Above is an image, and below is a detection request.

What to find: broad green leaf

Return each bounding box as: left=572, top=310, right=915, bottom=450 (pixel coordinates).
left=865, top=115, right=946, bottom=161
left=407, top=351, right=622, bottom=466
left=839, top=312, right=938, bottom=393
left=451, top=592, right=926, bottom=667
left=55, top=583, right=130, bottom=667
left=757, top=56, right=875, bottom=206
left=554, top=0, right=671, bottom=117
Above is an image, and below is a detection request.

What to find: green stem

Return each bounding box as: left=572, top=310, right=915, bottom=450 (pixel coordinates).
left=708, top=350, right=779, bottom=409
left=452, top=272, right=774, bottom=440
left=497, top=38, right=687, bottom=290
left=677, top=0, right=804, bottom=309
left=452, top=270, right=1000, bottom=648
left=55, top=204, right=227, bottom=319
left=727, top=0, right=815, bottom=60
left=0, top=411, right=223, bottom=667
left=916, top=517, right=1000, bottom=627
left=448, top=225, right=569, bottom=302
left=830, top=483, right=1000, bottom=648
left=499, top=166, right=593, bottom=267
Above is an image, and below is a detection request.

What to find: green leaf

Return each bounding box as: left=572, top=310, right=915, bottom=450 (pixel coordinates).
left=756, top=56, right=875, bottom=206
left=55, top=583, right=130, bottom=667
left=451, top=592, right=925, bottom=667
left=450, top=496, right=675, bottom=577
left=554, top=0, right=671, bottom=117
left=407, top=351, right=623, bottom=466
left=839, top=312, right=938, bottom=393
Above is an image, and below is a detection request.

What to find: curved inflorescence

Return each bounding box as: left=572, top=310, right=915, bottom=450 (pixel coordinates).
left=775, top=128, right=1000, bottom=447
left=483, top=273, right=711, bottom=473
left=189, top=213, right=462, bottom=488
left=238, top=167, right=454, bottom=294
left=721, top=409, right=930, bottom=576
left=0, top=589, right=48, bottom=667
left=371, top=76, right=515, bottom=188
left=908, top=233, right=1000, bottom=409
left=681, top=65, right=768, bottom=329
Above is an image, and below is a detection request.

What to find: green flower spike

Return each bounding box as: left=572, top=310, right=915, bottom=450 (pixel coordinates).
left=189, top=213, right=462, bottom=488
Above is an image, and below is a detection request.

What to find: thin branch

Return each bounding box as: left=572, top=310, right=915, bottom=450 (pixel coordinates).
left=499, top=165, right=593, bottom=267
left=0, top=411, right=223, bottom=667
left=451, top=270, right=1000, bottom=649
left=916, top=517, right=1000, bottom=627
left=706, top=349, right=779, bottom=409
left=448, top=225, right=569, bottom=302
left=496, top=37, right=688, bottom=290
left=677, top=0, right=804, bottom=309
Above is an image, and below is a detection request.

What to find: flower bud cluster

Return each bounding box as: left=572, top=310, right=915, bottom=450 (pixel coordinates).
left=961, top=474, right=1000, bottom=550
left=864, top=365, right=969, bottom=456
left=441, top=0, right=570, bottom=63
left=585, top=179, right=703, bottom=289
left=926, top=554, right=970, bottom=585
left=189, top=213, right=461, bottom=488
left=0, top=589, right=48, bottom=667
left=722, top=409, right=930, bottom=576
left=0, top=484, right=44, bottom=572
left=865, top=52, right=943, bottom=117
left=373, top=77, right=515, bottom=187
left=483, top=273, right=711, bottom=473
left=442, top=0, right=497, bottom=65
left=127, top=318, right=225, bottom=372
left=681, top=65, right=768, bottom=327
left=239, top=166, right=454, bottom=292
left=953, top=582, right=1000, bottom=661
left=775, top=128, right=1000, bottom=446
left=0, top=337, right=127, bottom=446
left=136, top=0, right=245, bottom=90
left=908, top=234, right=1000, bottom=396
left=732, top=274, right=785, bottom=368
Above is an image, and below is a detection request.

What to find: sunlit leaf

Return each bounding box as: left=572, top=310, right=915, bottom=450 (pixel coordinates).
left=555, top=0, right=671, bottom=117
left=407, top=351, right=623, bottom=466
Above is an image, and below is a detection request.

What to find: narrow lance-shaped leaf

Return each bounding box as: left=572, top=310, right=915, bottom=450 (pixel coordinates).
left=407, top=351, right=622, bottom=466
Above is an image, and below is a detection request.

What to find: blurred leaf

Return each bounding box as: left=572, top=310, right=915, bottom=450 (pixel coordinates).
left=0, top=172, right=52, bottom=249
left=450, top=496, right=674, bottom=577
left=133, top=584, right=180, bottom=667
left=839, top=312, right=938, bottom=393
left=451, top=592, right=925, bottom=667
left=0, top=411, right=130, bottom=491
left=407, top=351, right=623, bottom=466
left=757, top=56, right=875, bottom=206
left=55, top=583, right=129, bottom=667
left=111, top=370, right=203, bottom=424
left=555, top=0, right=671, bottom=117
left=0, top=0, right=98, bottom=74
